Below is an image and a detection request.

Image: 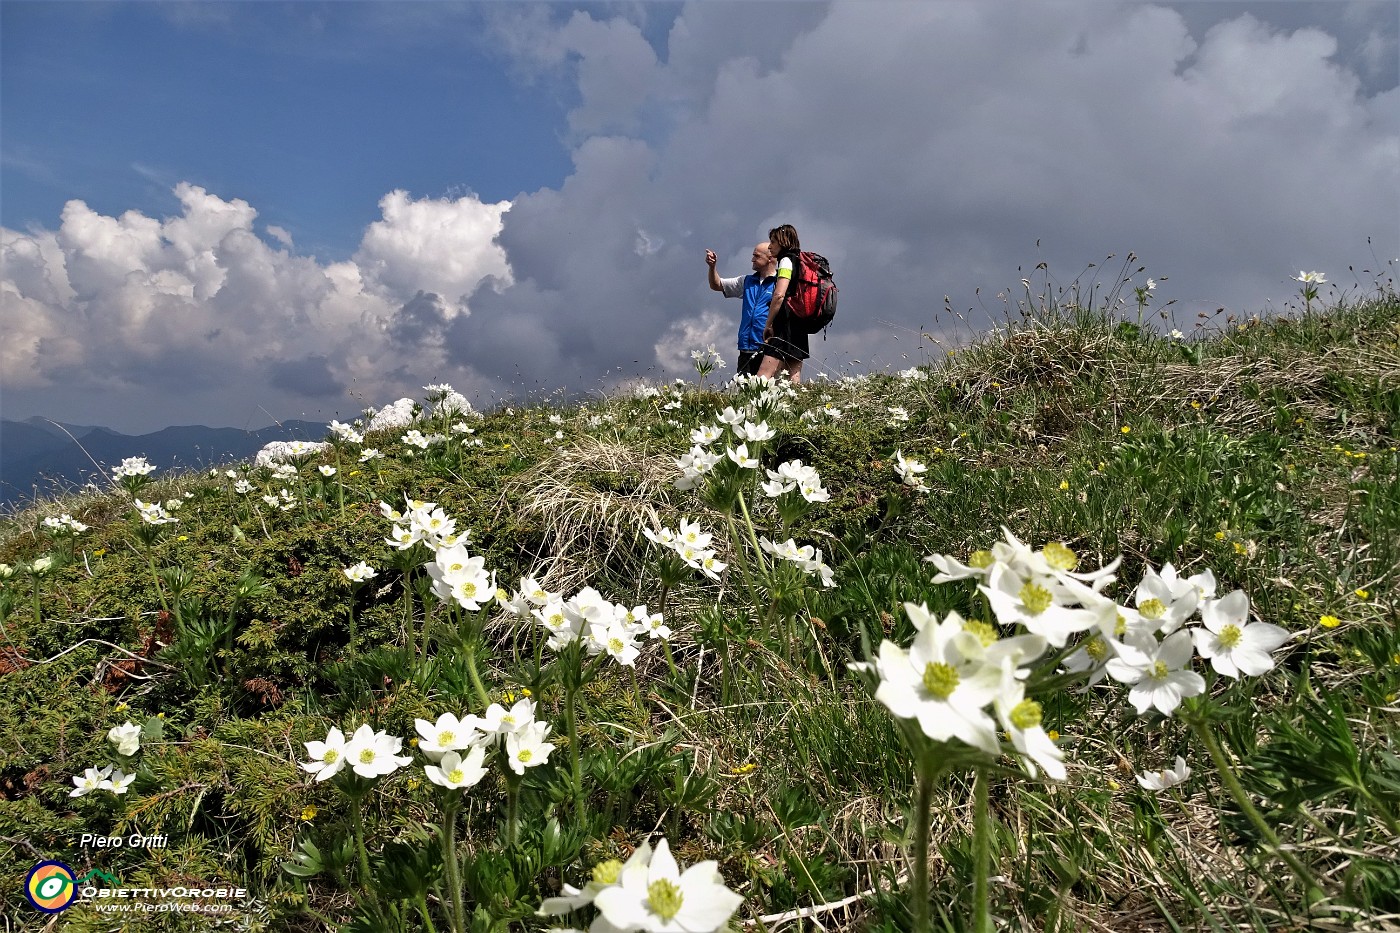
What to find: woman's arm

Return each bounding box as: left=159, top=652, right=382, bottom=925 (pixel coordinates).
left=762, top=277, right=789, bottom=340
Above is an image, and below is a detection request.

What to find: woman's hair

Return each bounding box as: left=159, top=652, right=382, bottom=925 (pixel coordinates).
left=768, top=224, right=800, bottom=257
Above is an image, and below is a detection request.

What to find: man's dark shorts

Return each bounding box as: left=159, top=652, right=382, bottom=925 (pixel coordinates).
left=737, top=350, right=764, bottom=376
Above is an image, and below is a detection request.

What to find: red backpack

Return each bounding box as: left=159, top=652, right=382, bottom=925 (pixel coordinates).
left=783, top=251, right=838, bottom=335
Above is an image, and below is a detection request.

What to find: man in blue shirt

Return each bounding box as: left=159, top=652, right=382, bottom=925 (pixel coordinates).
left=705, top=242, right=776, bottom=376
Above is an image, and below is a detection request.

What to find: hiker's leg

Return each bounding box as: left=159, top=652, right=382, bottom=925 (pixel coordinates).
left=787, top=359, right=803, bottom=384
left=756, top=354, right=784, bottom=379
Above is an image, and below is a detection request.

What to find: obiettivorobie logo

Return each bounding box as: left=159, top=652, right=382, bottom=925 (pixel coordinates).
left=24, top=862, right=120, bottom=913
left=23, top=860, right=247, bottom=916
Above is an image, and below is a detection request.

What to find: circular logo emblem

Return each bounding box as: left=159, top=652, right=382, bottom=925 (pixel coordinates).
left=25, top=861, right=78, bottom=913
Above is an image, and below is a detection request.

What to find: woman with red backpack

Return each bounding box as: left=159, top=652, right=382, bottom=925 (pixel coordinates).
left=757, top=224, right=808, bottom=383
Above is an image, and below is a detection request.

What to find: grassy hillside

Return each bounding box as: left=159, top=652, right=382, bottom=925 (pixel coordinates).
left=2, top=287, right=1397, bottom=932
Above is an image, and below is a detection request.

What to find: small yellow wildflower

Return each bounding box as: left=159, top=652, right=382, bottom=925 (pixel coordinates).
left=301, top=805, right=318, bottom=822
left=1356, top=589, right=1370, bottom=600
left=407, top=778, right=421, bottom=791
left=409, top=737, right=420, bottom=747
left=520, top=688, right=532, bottom=697
left=1214, top=531, right=1227, bottom=541
left=502, top=442, right=511, bottom=449
left=1059, top=480, right=1070, bottom=490
left=731, top=763, right=758, bottom=775
left=93, top=548, right=106, bottom=556
left=1191, top=401, right=1202, bottom=410
left=1120, top=425, right=1131, bottom=434
left=114, top=702, right=129, bottom=713
left=1047, top=730, right=1060, bottom=741
left=1318, top=615, right=1341, bottom=629
left=1108, top=779, right=1121, bottom=790
left=349, top=470, right=361, bottom=477
left=991, top=382, right=1001, bottom=389
left=177, top=535, right=188, bottom=542
left=1391, top=652, right=1400, bottom=666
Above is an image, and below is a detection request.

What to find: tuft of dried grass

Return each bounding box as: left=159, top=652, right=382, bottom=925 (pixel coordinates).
left=500, top=435, right=687, bottom=596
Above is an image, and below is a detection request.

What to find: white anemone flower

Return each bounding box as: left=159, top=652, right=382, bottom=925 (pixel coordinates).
left=1158, top=562, right=1216, bottom=603
left=71, top=765, right=113, bottom=797
left=1105, top=631, right=1205, bottom=716
left=676, top=519, right=712, bottom=550
left=736, top=420, right=775, bottom=443
left=726, top=444, right=759, bottom=469
left=478, top=697, right=537, bottom=742
left=106, top=721, right=142, bottom=757
left=715, top=406, right=745, bottom=426
left=980, top=564, right=1097, bottom=647
left=424, top=746, right=489, bottom=791
left=414, top=713, right=482, bottom=761
left=1192, top=590, right=1291, bottom=678
left=99, top=769, right=136, bottom=795
left=1137, top=755, right=1191, bottom=791
left=993, top=665, right=1065, bottom=780
left=343, top=562, right=378, bottom=583
left=872, top=606, right=1003, bottom=754
left=1133, top=568, right=1199, bottom=635
left=593, top=837, right=744, bottom=933
left=343, top=724, right=413, bottom=779
left=539, top=842, right=653, bottom=917
left=300, top=727, right=350, bottom=782
left=506, top=720, right=556, bottom=775
left=587, top=618, right=642, bottom=667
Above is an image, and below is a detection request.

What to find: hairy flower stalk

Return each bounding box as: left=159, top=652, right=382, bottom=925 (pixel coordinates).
left=1183, top=704, right=1322, bottom=899
left=972, top=767, right=993, bottom=933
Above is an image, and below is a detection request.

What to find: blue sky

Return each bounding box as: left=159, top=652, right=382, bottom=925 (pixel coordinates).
left=2, top=2, right=575, bottom=258
left=3, top=1, right=1397, bottom=433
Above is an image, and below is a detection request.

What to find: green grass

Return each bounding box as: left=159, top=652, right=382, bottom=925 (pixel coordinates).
left=2, top=285, right=1397, bottom=932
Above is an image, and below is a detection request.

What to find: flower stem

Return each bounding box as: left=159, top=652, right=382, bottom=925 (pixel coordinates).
left=564, top=680, right=582, bottom=799
left=465, top=644, right=490, bottom=708
left=348, top=793, right=385, bottom=925
left=972, top=767, right=993, bottom=933
left=912, top=754, right=937, bottom=932
left=402, top=566, right=416, bottom=658
left=440, top=797, right=467, bottom=933
left=1187, top=716, right=1323, bottom=898
left=505, top=780, right=520, bottom=847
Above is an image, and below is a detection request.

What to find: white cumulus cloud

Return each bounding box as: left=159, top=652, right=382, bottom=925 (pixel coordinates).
left=0, top=183, right=514, bottom=429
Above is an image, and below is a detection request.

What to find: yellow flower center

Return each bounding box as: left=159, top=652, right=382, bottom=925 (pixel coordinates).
left=647, top=879, right=684, bottom=922
left=1009, top=700, right=1043, bottom=730
left=1042, top=542, right=1077, bottom=571
left=1217, top=624, right=1242, bottom=648
left=324, top=749, right=339, bottom=764
left=963, top=620, right=999, bottom=646
left=438, top=731, right=455, bottom=745
left=968, top=550, right=994, bottom=569
left=922, top=662, right=960, bottom=699
left=1150, top=660, right=1169, bottom=679
left=359, top=748, right=376, bottom=764
left=1084, top=637, right=1107, bottom=661
left=1019, top=582, right=1054, bottom=615
left=462, top=582, right=477, bottom=598
left=608, top=638, right=625, bottom=652
left=1139, top=598, right=1165, bottom=620
left=1114, top=614, right=1128, bottom=636
left=448, top=768, right=465, bottom=783
left=592, top=860, right=623, bottom=885
left=517, top=749, right=533, bottom=763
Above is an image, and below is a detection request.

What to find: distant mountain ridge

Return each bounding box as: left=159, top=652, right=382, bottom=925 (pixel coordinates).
left=1, top=418, right=329, bottom=509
